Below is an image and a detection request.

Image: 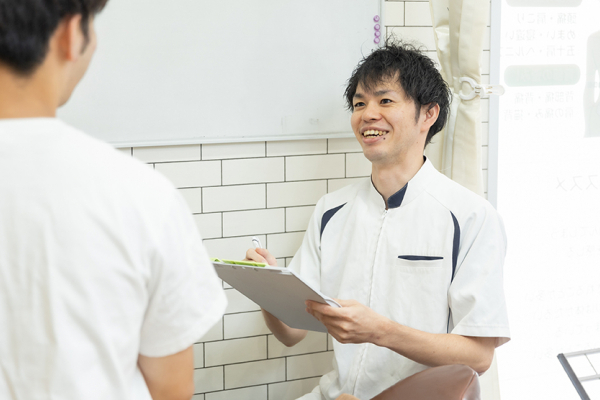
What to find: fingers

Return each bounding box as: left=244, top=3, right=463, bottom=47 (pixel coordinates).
left=306, top=300, right=344, bottom=320
left=244, top=248, right=268, bottom=264
left=244, top=248, right=278, bottom=266
left=305, top=301, right=327, bottom=323
left=256, top=248, right=277, bottom=266
left=335, top=299, right=357, bottom=307
left=335, top=394, right=359, bottom=400
left=305, top=302, right=353, bottom=343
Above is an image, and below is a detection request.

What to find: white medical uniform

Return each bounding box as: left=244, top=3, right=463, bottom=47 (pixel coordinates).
left=289, top=158, right=510, bottom=400
left=0, top=118, right=227, bottom=400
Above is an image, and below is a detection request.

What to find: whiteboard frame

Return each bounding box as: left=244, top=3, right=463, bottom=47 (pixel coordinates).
left=111, top=131, right=356, bottom=148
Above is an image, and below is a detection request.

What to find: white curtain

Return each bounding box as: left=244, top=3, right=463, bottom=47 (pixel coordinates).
left=425, top=0, right=489, bottom=197
left=426, top=1, right=501, bottom=399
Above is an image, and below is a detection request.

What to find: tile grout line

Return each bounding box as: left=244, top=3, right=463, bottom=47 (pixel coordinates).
left=178, top=174, right=366, bottom=191
left=344, top=152, right=347, bottom=179
left=202, top=377, right=323, bottom=397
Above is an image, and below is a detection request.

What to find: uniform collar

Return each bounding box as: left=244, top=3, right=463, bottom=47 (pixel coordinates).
left=368, top=157, right=438, bottom=210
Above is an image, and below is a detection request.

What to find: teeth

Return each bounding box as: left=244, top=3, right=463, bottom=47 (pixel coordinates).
left=363, top=130, right=387, bottom=137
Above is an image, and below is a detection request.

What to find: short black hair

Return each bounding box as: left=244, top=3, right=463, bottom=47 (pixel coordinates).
left=0, top=0, right=109, bottom=75
left=344, top=39, right=452, bottom=146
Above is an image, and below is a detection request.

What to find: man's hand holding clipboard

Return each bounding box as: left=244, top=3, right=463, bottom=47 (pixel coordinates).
left=238, top=239, right=339, bottom=346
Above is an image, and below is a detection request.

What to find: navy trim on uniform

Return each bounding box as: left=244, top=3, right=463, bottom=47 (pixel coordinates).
left=450, top=212, right=460, bottom=282
left=320, top=203, right=346, bottom=239
left=398, top=255, right=443, bottom=261
left=387, top=185, right=407, bottom=209
left=447, top=212, right=460, bottom=333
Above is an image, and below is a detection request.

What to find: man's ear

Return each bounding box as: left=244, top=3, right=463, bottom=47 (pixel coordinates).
left=56, top=15, right=86, bottom=62
left=420, top=103, right=440, bottom=133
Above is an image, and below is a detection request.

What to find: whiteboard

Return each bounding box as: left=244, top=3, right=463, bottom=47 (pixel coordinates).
left=58, top=0, right=382, bottom=147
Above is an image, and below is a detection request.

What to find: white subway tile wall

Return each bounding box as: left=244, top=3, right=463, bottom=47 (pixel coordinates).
left=267, top=180, right=327, bottom=208
left=120, top=2, right=492, bottom=397
left=202, top=142, right=266, bottom=160
left=285, top=154, right=346, bottom=181
left=384, top=1, right=405, bottom=26
left=133, top=144, right=200, bottom=163
left=268, top=332, right=328, bottom=358
left=286, top=352, right=336, bottom=381
left=205, top=336, right=267, bottom=367
left=193, top=213, right=222, bottom=240
left=285, top=206, right=316, bottom=232
left=156, top=160, right=221, bottom=189
left=266, top=232, right=306, bottom=259
left=266, top=139, right=327, bottom=157
left=206, top=385, right=268, bottom=400
left=404, top=2, right=431, bottom=26
left=223, top=311, right=271, bottom=339
left=222, top=208, right=285, bottom=237
left=225, top=359, right=286, bottom=390
left=268, top=377, right=321, bottom=400
left=327, top=137, right=362, bottom=153
left=222, top=158, right=284, bottom=185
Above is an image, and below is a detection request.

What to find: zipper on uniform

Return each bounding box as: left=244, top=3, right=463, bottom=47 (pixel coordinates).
left=351, top=208, right=389, bottom=395
left=368, top=208, right=387, bottom=307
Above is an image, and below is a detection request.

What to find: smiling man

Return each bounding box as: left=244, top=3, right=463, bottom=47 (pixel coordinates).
left=247, top=41, right=510, bottom=400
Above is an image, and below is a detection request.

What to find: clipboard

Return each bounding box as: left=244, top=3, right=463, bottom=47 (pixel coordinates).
left=213, top=261, right=340, bottom=333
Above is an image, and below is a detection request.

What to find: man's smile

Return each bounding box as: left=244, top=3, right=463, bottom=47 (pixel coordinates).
left=362, top=129, right=389, bottom=137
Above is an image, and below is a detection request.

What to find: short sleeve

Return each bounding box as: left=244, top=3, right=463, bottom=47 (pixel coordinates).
left=139, top=191, right=227, bottom=357
left=448, top=204, right=511, bottom=347
left=287, top=198, right=324, bottom=291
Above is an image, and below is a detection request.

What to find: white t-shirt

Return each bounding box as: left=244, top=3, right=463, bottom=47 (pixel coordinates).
left=0, top=118, right=227, bottom=400
left=289, top=158, right=510, bottom=400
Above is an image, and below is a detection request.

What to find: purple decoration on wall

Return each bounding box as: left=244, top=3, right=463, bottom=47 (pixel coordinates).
left=373, top=15, right=380, bottom=22
left=374, top=38, right=380, bottom=44
left=374, top=24, right=380, bottom=31
left=375, top=31, right=381, bottom=37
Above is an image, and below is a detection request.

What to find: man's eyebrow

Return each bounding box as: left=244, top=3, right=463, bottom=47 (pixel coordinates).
left=353, top=89, right=395, bottom=99
left=374, top=89, right=394, bottom=96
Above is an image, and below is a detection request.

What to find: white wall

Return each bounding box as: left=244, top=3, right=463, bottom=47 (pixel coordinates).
left=495, top=1, right=600, bottom=398
left=114, top=1, right=493, bottom=398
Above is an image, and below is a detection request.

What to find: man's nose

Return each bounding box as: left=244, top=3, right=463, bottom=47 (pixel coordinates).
left=362, top=102, right=381, bottom=121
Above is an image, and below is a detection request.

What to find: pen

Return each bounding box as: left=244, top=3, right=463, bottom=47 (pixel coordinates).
left=251, top=236, right=271, bottom=266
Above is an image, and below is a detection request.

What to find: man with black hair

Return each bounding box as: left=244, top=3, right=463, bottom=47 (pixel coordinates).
left=0, top=1, right=226, bottom=399
left=247, top=41, right=510, bottom=400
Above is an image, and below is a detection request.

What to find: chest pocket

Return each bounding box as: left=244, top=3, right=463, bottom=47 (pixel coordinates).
left=385, top=255, right=450, bottom=331
left=396, top=255, right=446, bottom=271
left=393, top=256, right=447, bottom=291
left=398, top=255, right=443, bottom=262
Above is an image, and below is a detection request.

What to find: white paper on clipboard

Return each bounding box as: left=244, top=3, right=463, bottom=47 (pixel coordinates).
left=213, top=262, right=340, bottom=333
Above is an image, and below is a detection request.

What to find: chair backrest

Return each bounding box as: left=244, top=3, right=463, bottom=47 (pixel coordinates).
left=371, top=364, right=481, bottom=400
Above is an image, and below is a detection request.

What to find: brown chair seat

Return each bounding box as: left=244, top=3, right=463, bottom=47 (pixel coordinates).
left=370, top=364, right=480, bottom=400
